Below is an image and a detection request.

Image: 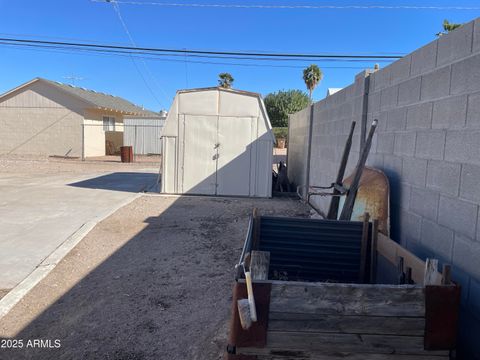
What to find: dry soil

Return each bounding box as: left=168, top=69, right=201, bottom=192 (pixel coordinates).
left=0, top=194, right=309, bottom=360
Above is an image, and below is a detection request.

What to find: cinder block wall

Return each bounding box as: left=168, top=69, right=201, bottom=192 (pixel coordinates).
left=287, top=106, right=312, bottom=192
left=288, top=71, right=370, bottom=213
left=289, top=18, right=480, bottom=358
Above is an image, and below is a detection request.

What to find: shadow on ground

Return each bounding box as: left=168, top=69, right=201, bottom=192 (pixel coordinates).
left=0, top=195, right=308, bottom=360
left=68, top=172, right=158, bottom=193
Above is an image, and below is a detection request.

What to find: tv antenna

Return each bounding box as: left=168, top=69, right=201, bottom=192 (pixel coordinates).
left=63, top=75, right=84, bottom=86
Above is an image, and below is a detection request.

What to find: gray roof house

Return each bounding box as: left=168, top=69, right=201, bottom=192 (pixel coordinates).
left=0, top=77, right=162, bottom=158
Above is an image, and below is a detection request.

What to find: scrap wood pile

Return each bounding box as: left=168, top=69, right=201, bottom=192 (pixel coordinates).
left=224, top=119, right=461, bottom=360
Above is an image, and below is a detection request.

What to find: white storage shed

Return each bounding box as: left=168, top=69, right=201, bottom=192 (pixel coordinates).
left=161, top=87, right=274, bottom=197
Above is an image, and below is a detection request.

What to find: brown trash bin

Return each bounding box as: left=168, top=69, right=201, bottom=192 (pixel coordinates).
left=120, top=146, right=133, bottom=163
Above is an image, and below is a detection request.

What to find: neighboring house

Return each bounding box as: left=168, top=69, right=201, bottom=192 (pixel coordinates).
left=0, top=77, right=161, bottom=158
left=326, top=88, right=343, bottom=96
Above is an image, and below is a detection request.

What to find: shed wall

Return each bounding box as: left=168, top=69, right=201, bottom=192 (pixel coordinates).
left=161, top=89, right=273, bottom=197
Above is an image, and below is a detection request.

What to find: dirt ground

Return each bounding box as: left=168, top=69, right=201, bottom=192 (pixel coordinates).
left=0, top=194, right=309, bottom=360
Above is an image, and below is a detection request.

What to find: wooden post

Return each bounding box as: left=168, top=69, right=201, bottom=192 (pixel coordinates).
left=252, top=208, right=261, bottom=250
left=406, top=267, right=413, bottom=284
left=442, top=264, right=452, bottom=285
left=424, top=258, right=439, bottom=285
left=250, top=251, right=270, bottom=281
left=397, top=256, right=405, bottom=285
left=327, top=121, right=356, bottom=220
left=359, top=212, right=370, bottom=283
left=369, top=219, right=379, bottom=284
left=339, top=119, right=378, bottom=221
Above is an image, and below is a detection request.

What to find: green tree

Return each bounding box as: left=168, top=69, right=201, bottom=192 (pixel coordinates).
left=303, top=64, right=323, bottom=100
left=264, top=90, right=310, bottom=127
left=436, top=19, right=463, bottom=36
left=218, top=72, right=234, bottom=88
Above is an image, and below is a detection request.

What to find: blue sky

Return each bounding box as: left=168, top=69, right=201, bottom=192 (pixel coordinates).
left=0, top=0, right=479, bottom=111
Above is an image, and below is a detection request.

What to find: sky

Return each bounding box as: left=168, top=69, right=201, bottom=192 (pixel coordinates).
left=0, top=0, right=479, bottom=111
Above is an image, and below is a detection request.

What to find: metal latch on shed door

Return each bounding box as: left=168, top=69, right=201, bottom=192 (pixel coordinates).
left=213, top=143, right=220, bottom=160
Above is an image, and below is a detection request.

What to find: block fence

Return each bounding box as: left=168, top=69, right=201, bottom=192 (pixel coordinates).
left=287, top=18, right=480, bottom=359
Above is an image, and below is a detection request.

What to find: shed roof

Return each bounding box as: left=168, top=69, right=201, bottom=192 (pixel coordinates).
left=0, top=78, right=160, bottom=117
left=176, top=86, right=262, bottom=98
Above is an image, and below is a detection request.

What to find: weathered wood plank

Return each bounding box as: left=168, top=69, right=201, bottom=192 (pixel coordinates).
left=424, top=259, right=439, bottom=286
left=268, top=312, right=425, bottom=336
left=377, top=234, right=442, bottom=285
left=370, top=219, right=379, bottom=284
left=250, top=251, right=270, bottom=280
left=269, top=281, right=425, bottom=317
left=359, top=212, right=370, bottom=283
left=259, top=332, right=448, bottom=356
left=441, top=264, right=452, bottom=285
left=237, top=348, right=449, bottom=360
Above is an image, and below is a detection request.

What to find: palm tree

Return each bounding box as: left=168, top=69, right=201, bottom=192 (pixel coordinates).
left=218, top=73, right=234, bottom=88
left=303, top=65, right=323, bottom=101
left=437, top=19, right=462, bottom=36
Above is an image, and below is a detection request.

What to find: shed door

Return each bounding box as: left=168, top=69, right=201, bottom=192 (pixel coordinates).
left=182, top=115, right=217, bottom=195
left=216, top=116, right=253, bottom=196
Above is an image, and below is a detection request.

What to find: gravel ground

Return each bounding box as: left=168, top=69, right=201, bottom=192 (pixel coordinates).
left=0, top=194, right=309, bottom=360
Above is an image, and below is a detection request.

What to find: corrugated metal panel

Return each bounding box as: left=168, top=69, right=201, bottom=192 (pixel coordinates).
left=257, top=216, right=366, bottom=283
left=123, top=118, right=165, bottom=154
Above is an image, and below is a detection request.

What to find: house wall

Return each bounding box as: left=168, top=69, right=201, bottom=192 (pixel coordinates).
left=83, top=109, right=124, bottom=157
left=288, top=18, right=480, bottom=358
left=0, top=83, right=84, bottom=157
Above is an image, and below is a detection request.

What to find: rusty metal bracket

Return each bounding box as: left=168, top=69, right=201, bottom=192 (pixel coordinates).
left=227, top=281, right=272, bottom=350
left=424, top=284, right=461, bottom=350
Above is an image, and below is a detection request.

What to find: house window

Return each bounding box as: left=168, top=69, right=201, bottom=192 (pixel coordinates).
left=103, top=116, right=115, bottom=131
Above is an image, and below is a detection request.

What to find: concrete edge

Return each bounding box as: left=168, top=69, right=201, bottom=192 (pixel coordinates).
left=0, top=193, right=142, bottom=320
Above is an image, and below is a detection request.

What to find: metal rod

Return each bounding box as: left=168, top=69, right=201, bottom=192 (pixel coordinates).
left=339, top=119, right=378, bottom=221
left=327, top=121, right=356, bottom=219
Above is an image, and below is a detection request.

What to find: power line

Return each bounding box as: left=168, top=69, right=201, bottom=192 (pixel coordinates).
left=0, top=32, right=405, bottom=56
left=0, top=33, right=406, bottom=57
left=91, top=0, right=480, bottom=11
left=0, top=40, right=396, bottom=65
left=1, top=42, right=377, bottom=69
left=0, top=37, right=403, bottom=60
left=0, top=41, right=386, bottom=69
left=110, top=0, right=168, bottom=107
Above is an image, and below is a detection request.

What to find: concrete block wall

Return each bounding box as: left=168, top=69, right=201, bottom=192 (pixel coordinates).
left=287, top=106, right=312, bottom=192
left=288, top=71, right=370, bottom=215
left=289, top=18, right=480, bottom=359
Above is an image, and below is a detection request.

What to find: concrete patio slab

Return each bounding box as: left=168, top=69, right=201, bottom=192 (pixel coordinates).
left=0, top=169, right=158, bottom=291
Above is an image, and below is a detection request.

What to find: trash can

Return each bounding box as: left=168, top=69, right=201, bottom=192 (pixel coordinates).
left=120, top=146, right=133, bottom=163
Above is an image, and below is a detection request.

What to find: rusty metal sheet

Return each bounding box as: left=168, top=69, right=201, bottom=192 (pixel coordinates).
left=227, top=281, right=272, bottom=351
left=339, top=167, right=390, bottom=236
left=424, top=285, right=461, bottom=350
